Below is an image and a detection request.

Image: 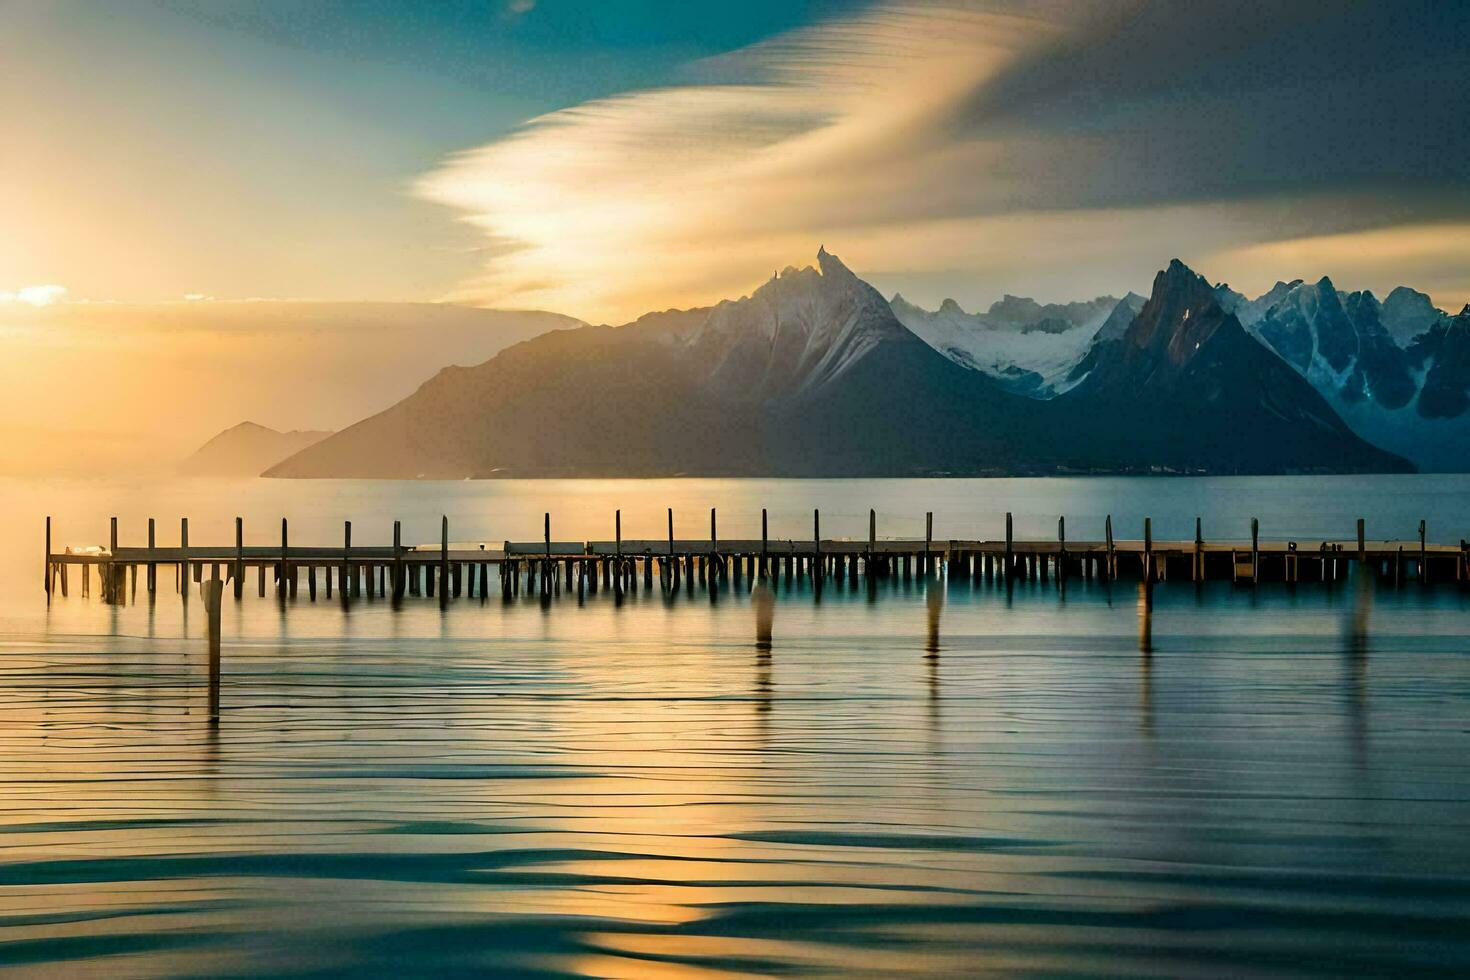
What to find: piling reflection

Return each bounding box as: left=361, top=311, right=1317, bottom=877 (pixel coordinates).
left=925, top=582, right=943, bottom=654
left=1137, top=582, right=1155, bottom=735
left=1345, top=570, right=1373, bottom=765
left=752, top=580, right=775, bottom=650
left=1137, top=580, right=1154, bottom=654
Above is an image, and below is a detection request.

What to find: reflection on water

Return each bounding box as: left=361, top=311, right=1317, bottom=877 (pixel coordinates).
left=925, top=582, right=944, bottom=654
left=1, top=476, right=1469, bottom=975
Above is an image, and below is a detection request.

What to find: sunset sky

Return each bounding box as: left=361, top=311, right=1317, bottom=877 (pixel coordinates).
left=5, top=0, right=1469, bottom=321
left=3, top=0, right=1469, bottom=473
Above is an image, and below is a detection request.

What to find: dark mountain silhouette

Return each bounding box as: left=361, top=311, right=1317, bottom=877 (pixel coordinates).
left=1057, top=261, right=1409, bottom=474
left=268, top=251, right=1410, bottom=479
left=268, top=250, right=1051, bottom=478
left=182, top=422, right=332, bottom=476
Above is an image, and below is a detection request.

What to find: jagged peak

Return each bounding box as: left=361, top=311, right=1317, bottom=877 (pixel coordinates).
left=816, top=246, right=855, bottom=279
left=1157, top=258, right=1211, bottom=292
left=938, top=298, right=966, bottom=315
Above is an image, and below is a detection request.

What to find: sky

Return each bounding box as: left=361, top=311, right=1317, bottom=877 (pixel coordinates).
left=3, top=0, right=1468, bottom=323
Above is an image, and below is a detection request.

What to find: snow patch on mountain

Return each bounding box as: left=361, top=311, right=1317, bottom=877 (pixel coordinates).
left=889, top=291, right=1124, bottom=397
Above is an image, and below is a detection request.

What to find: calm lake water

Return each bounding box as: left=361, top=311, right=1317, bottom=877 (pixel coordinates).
left=1, top=475, right=1469, bottom=977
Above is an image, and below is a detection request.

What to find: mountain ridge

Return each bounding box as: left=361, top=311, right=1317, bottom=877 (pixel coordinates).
left=267, top=250, right=1410, bottom=479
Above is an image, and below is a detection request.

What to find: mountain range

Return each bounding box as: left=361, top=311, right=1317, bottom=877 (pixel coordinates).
left=266, top=249, right=1410, bottom=479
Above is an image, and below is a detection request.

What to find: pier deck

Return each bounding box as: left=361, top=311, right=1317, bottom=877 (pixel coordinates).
left=41, top=511, right=1469, bottom=605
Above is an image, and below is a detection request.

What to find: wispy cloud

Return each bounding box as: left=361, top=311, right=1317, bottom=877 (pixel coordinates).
left=418, top=0, right=1470, bottom=319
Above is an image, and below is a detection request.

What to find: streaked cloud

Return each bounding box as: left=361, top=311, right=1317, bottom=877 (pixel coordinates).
left=419, top=0, right=1470, bottom=319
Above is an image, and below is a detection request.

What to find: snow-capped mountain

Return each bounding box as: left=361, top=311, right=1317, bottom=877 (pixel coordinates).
left=1214, top=279, right=1302, bottom=328
left=889, top=291, right=1123, bottom=396
left=1054, top=260, right=1404, bottom=474
left=689, top=247, right=918, bottom=400
left=1215, top=277, right=1464, bottom=469
left=1249, top=278, right=1418, bottom=410
left=268, top=248, right=1409, bottom=479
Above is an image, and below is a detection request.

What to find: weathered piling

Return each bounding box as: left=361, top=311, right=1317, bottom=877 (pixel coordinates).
left=1058, top=516, right=1067, bottom=582
left=1005, top=512, right=1014, bottom=579
left=439, top=516, right=449, bottom=609
left=204, top=575, right=223, bottom=719
left=924, top=511, right=933, bottom=577
left=234, top=518, right=244, bottom=600
left=1251, top=518, right=1260, bottom=585
left=1420, top=520, right=1428, bottom=585
left=392, top=521, right=404, bottom=600
left=180, top=517, right=190, bottom=601
left=1193, top=517, right=1203, bottom=583
left=278, top=518, right=289, bottom=599
left=1143, top=517, right=1153, bottom=583
left=813, top=509, right=822, bottom=584
left=868, top=509, right=876, bottom=581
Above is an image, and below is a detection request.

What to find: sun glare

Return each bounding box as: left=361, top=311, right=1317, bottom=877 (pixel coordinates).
left=0, top=284, right=67, bottom=307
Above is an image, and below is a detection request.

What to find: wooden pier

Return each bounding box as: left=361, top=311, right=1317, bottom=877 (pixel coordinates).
left=42, top=510, right=1470, bottom=606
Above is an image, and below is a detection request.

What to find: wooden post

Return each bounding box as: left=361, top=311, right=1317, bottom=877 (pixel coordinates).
left=147, top=518, right=156, bottom=594
left=44, top=516, right=51, bottom=602
left=710, top=507, right=717, bottom=560
left=234, top=517, right=244, bottom=599
left=813, top=509, right=822, bottom=583
left=761, top=509, right=769, bottom=578
left=279, top=518, right=289, bottom=598
left=1058, top=516, right=1067, bottom=581
left=439, top=516, right=449, bottom=608
left=1419, top=519, right=1428, bottom=584
left=204, top=576, right=223, bottom=719
left=1251, top=518, right=1260, bottom=585
left=1104, top=515, right=1114, bottom=580
left=341, top=521, right=352, bottom=600
left=543, top=513, right=553, bottom=594
left=1005, top=512, right=1014, bottom=579
left=868, top=509, right=877, bottom=580
left=1187, top=514, right=1199, bottom=581
left=613, top=510, right=623, bottom=600
left=924, top=512, right=933, bottom=577
left=392, top=521, right=403, bottom=599
left=1357, top=518, right=1366, bottom=566
left=1143, top=517, right=1152, bottom=583
left=104, top=516, right=116, bottom=603
left=180, top=517, right=190, bottom=600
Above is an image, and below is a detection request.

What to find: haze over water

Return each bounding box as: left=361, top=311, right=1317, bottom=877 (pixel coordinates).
left=2, top=475, right=1469, bottom=976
